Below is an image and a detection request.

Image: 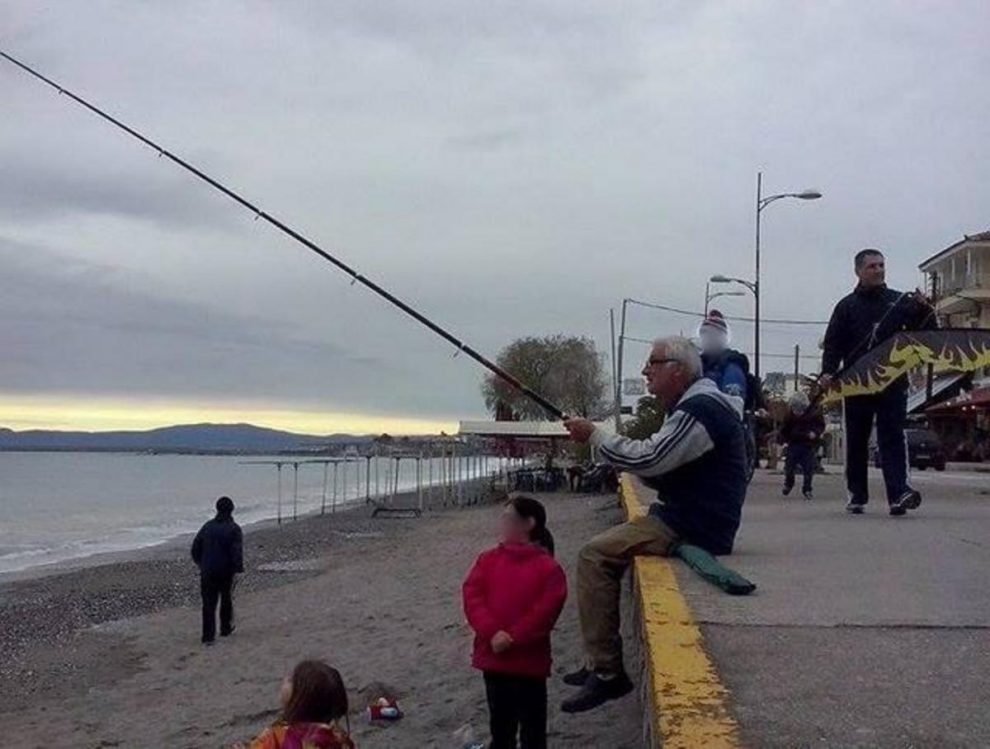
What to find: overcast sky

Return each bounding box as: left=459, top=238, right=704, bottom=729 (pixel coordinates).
left=2, top=1, right=988, bottom=432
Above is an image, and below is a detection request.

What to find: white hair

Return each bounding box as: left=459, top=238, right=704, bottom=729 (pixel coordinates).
left=653, top=336, right=702, bottom=379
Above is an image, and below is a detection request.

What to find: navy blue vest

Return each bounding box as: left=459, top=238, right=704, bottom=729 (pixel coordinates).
left=644, top=393, right=747, bottom=555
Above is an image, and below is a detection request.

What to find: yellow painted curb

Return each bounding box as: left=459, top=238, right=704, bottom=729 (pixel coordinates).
left=619, top=474, right=741, bottom=749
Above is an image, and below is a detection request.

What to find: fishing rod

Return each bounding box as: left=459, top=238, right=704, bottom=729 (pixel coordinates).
left=0, top=49, right=566, bottom=420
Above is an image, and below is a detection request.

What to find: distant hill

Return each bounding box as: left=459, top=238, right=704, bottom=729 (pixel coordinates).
left=0, top=423, right=377, bottom=454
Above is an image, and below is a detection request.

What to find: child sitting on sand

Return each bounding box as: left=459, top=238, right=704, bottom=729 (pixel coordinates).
left=238, top=660, right=355, bottom=749
left=462, top=495, right=568, bottom=749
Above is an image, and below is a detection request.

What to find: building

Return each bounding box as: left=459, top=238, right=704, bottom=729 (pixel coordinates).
left=918, top=231, right=990, bottom=460
left=919, top=230, right=990, bottom=329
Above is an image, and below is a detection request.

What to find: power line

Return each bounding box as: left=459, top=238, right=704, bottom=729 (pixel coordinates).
left=622, top=335, right=821, bottom=360
left=626, top=297, right=829, bottom=326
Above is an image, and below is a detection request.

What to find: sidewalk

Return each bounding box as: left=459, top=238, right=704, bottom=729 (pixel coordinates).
left=678, top=469, right=990, bottom=747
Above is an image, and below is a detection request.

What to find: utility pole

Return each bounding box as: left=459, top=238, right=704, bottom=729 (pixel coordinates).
left=615, top=298, right=629, bottom=430
left=794, top=344, right=800, bottom=392
left=754, top=171, right=763, bottom=381
left=610, top=308, right=620, bottom=431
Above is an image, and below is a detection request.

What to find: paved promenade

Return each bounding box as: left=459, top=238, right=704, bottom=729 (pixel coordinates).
left=671, top=467, right=990, bottom=747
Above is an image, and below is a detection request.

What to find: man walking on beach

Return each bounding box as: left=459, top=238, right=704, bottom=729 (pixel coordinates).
left=561, top=336, right=747, bottom=713
left=191, top=496, right=243, bottom=644
left=820, top=249, right=936, bottom=516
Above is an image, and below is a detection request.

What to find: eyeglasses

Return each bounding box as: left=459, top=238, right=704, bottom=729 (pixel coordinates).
left=646, top=357, right=680, bottom=368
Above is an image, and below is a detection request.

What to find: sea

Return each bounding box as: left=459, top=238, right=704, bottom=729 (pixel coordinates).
left=0, top=452, right=505, bottom=576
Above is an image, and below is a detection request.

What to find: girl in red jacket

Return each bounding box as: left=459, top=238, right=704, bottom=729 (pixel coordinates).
left=462, top=495, right=568, bottom=749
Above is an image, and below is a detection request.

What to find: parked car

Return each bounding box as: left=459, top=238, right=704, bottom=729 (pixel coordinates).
left=871, top=428, right=947, bottom=471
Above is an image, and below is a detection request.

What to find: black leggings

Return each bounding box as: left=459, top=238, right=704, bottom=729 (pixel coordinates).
left=200, top=572, right=234, bottom=642
left=483, top=671, right=547, bottom=749
left=784, top=443, right=816, bottom=493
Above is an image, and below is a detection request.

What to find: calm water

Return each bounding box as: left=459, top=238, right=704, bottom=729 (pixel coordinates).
left=0, top=452, right=503, bottom=575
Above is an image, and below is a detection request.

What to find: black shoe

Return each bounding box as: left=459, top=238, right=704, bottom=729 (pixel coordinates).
left=563, top=666, right=591, bottom=687
left=899, top=489, right=922, bottom=510
left=560, top=672, right=634, bottom=713
left=202, top=638, right=215, bottom=646
left=782, top=485, right=792, bottom=497
left=890, top=489, right=922, bottom=515
left=220, top=625, right=236, bottom=637
left=845, top=500, right=866, bottom=515
left=803, top=490, right=813, bottom=500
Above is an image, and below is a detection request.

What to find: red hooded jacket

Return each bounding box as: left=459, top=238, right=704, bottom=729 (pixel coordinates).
left=462, top=543, right=568, bottom=679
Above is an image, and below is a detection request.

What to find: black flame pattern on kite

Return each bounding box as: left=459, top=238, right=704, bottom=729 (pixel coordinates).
left=821, top=328, right=990, bottom=405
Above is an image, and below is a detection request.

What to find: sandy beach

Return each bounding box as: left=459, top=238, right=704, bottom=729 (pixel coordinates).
left=0, top=491, right=644, bottom=748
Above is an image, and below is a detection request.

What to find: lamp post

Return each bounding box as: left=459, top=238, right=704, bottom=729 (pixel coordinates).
left=610, top=307, right=620, bottom=431
left=752, top=173, right=821, bottom=379
left=710, top=273, right=757, bottom=362
left=703, top=283, right=746, bottom=316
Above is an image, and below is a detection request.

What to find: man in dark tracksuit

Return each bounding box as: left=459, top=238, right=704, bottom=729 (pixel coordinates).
left=191, top=496, right=243, bottom=643
left=820, top=249, right=936, bottom=516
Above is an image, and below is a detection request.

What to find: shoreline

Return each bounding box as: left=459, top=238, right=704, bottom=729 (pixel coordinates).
left=0, top=482, right=494, bottom=688
left=0, top=490, right=644, bottom=748
left=0, top=473, right=480, bottom=584
left=0, top=496, right=369, bottom=585
left=0, top=467, right=496, bottom=582
left=0, top=493, right=408, bottom=712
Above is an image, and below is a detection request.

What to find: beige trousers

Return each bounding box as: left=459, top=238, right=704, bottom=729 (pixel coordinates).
left=577, top=514, right=679, bottom=676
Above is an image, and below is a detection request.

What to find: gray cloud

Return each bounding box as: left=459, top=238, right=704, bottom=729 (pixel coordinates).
left=445, top=129, right=526, bottom=152
left=0, top=238, right=422, bottom=410
left=1, top=0, right=989, bottom=424
left=0, top=156, right=235, bottom=229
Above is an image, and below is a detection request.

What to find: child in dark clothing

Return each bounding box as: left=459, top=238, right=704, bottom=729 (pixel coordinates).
left=778, top=393, right=826, bottom=499
left=462, top=496, right=568, bottom=749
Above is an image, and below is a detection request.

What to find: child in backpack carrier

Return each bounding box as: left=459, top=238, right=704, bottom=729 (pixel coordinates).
left=462, top=495, right=568, bottom=749
left=778, top=392, right=826, bottom=500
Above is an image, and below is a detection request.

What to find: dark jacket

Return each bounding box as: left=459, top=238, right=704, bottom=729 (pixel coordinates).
left=701, top=350, right=749, bottom=406
left=777, top=408, right=826, bottom=447
left=592, top=378, right=747, bottom=555
left=645, top=389, right=747, bottom=555
left=191, top=514, right=243, bottom=577
left=821, top=284, right=936, bottom=378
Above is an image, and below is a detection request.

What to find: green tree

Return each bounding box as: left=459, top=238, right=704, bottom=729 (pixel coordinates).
left=623, top=396, right=666, bottom=440
left=481, top=335, right=608, bottom=420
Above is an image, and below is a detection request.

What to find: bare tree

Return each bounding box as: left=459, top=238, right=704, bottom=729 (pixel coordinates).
left=481, top=335, right=608, bottom=420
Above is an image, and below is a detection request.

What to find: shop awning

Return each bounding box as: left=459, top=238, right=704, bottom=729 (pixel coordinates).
left=925, top=387, right=990, bottom=414
left=907, top=373, right=966, bottom=413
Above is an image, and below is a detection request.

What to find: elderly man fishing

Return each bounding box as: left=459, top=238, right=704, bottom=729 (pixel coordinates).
left=560, top=335, right=748, bottom=713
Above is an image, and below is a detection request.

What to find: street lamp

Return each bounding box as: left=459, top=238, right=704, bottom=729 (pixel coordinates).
left=711, top=274, right=756, bottom=292
left=753, top=172, right=821, bottom=378
left=703, top=281, right=746, bottom=315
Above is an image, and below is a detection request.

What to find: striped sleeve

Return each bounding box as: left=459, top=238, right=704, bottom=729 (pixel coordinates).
left=589, top=409, right=714, bottom=478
